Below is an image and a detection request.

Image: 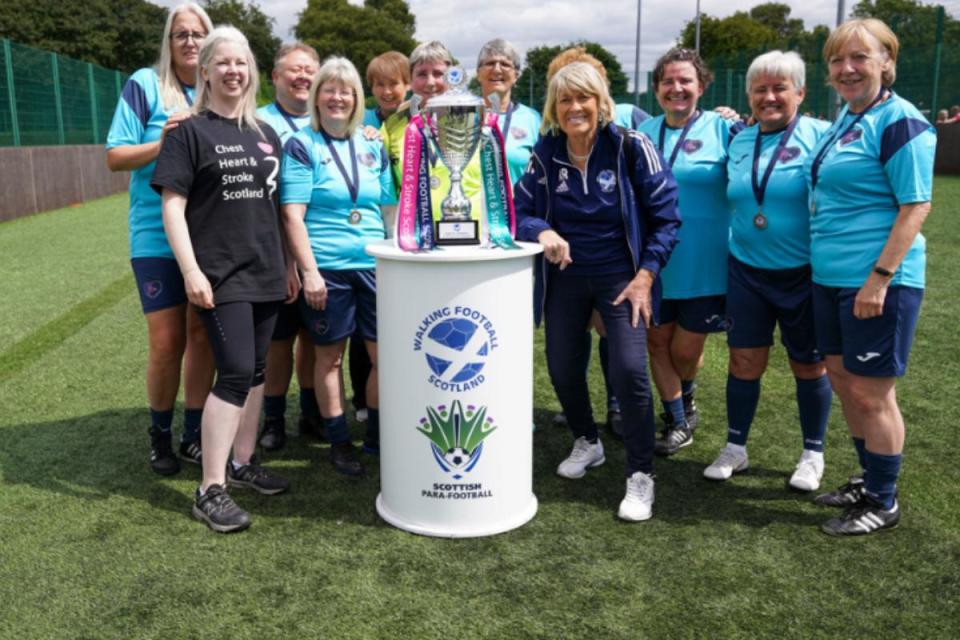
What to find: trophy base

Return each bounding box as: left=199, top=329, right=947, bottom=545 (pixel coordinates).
left=435, top=220, right=480, bottom=246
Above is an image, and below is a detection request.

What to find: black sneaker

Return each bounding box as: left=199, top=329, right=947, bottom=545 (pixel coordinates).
left=330, top=442, right=364, bottom=476
left=813, top=475, right=865, bottom=507
left=179, top=439, right=202, bottom=465
left=606, top=410, right=623, bottom=439
left=259, top=416, right=287, bottom=451
left=148, top=427, right=180, bottom=476
left=820, top=495, right=900, bottom=536
left=654, top=422, right=693, bottom=457
left=227, top=457, right=290, bottom=495
left=298, top=414, right=325, bottom=441
left=683, top=396, right=700, bottom=430
left=192, top=484, right=251, bottom=533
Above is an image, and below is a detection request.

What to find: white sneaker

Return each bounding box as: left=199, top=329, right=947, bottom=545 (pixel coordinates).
left=789, top=452, right=824, bottom=492
left=618, top=471, right=655, bottom=521
left=703, top=445, right=749, bottom=481
left=556, top=437, right=605, bottom=479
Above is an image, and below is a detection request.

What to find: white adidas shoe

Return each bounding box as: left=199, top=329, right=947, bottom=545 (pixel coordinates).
left=556, top=437, right=605, bottom=479
left=703, top=445, right=749, bottom=481
left=618, top=471, right=655, bottom=521
left=789, top=451, right=824, bottom=492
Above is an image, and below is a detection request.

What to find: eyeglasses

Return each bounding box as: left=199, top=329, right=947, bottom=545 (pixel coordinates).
left=320, top=87, right=354, bottom=98
left=171, top=31, right=206, bottom=43
left=481, top=60, right=515, bottom=71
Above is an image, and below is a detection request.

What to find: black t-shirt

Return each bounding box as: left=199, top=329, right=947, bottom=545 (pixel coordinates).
left=151, top=111, right=286, bottom=304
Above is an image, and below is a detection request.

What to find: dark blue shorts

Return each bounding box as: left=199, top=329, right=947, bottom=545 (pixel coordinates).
left=131, top=257, right=187, bottom=314
left=271, top=301, right=302, bottom=341
left=299, top=269, right=377, bottom=346
left=658, top=294, right=728, bottom=333
left=726, top=256, right=821, bottom=364
left=812, top=284, right=923, bottom=377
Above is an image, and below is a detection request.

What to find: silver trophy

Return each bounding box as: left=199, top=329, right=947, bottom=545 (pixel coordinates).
left=416, top=66, right=484, bottom=245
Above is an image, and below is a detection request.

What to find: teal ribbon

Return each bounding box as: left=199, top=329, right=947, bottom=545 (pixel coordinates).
left=480, top=127, right=517, bottom=249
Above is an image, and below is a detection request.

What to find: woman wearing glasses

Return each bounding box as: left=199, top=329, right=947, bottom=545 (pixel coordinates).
left=106, top=1, right=214, bottom=476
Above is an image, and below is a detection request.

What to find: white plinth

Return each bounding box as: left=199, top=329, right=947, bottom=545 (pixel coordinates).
left=366, top=240, right=543, bottom=538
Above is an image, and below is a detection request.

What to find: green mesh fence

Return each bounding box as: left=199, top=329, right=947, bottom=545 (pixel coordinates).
left=0, top=39, right=128, bottom=147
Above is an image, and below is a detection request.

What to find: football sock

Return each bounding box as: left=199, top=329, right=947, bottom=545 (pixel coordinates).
left=264, top=394, right=286, bottom=420
left=150, top=408, right=174, bottom=433
left=182, top=408, right=203, bottom=444
left=863, top=450, right=901, bottom=510
left=323, top=414, right=350, bottom=445
left=365, top=409, right=380, bottom=446
left=796, top=375, right=831, bottom=453
left=300, top=387, right=320, bottom=418
left=852, top=437, right=868, bottom=478
left=662, top=397, right=686, bottom=428
left=681, top=379, right=696, bottom=402
left=726, top=374, right=760, bottom=447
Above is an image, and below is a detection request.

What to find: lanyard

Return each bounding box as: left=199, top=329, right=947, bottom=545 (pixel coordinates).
left=319, top=129, right=359, bottom=206
left=752, top=116, right=800, bottom=209
left=658, top=110, right=700, bottom=168
left=498, top=102, right=516, bottom=142
left=274, top=101, right=303, bottom=134
left=811, top=88, right=888, bottom=189
left=180, top=82, right=193, bottom=107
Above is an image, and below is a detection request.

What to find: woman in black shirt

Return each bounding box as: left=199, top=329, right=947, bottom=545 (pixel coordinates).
left=153, top=26, right=292, bottom=533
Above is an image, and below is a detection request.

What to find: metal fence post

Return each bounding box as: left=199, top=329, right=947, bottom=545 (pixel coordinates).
left=115, top=70, right=122, bottom=104
left=87, top=62, right=99, bottom=143
left=51, top=53, right=65, bottom=145
left=646, top=71, right=654, bottom=114
left=931, top=5, right=944, bottom=120
left=3, top=39, right=21, bottom=147
left=725, top=69, right=733, bottom=108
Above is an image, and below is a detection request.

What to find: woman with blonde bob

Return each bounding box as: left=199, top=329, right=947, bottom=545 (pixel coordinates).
left=803, top=19, right=936, bottom=536
left=514, top=62, right=681, bottom=521
left=105, top=1, right=214, bottom=476
left=152, top=26, right=291, bottom=533
left=281, top=57, right=396, bottom=476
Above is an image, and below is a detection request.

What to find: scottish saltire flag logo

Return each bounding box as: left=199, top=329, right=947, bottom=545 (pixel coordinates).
left=416, top=400, right=497, bottom=479
left=425, top=318, right=488, bottom=384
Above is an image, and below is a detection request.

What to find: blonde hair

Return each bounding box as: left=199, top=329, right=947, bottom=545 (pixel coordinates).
left=192, top=26, right=264, bottom=138
left=155, top=2, right=213, bottom=112
left=309, top=56, right=366, bottom=135
left=546, top=47, right=609, bottom=85
left=541, top=62, right=616, bottom=135
left=824, top=18, right=899, bottom=86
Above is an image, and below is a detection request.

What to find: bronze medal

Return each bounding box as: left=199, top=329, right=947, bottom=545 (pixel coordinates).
left=349, top=209, right=362, bottom=225
left=754, top=210, right=767, bottom=230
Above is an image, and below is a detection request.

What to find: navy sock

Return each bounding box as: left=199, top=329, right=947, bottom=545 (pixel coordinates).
left=300, top=387, right=320, bottom=418
left=795, top=376, right=831, bottom=453
left=852, top=437, right=868, bottom=476
left=863, top=450, right=901, bottom=510
left=263, top=394, right=286, bottom=419
left=681, top=379, right=696, bottom=399
left=726, top=374, right=761, bottom=446
left=365, top=409, right=380, bottom=445
left=661, top=397, right=686, bottom=427
left=182, top=408, right=203, bottom=443
left=150, top=408, right=174, bottom=433
left=323, top=414, right=350, bottom=445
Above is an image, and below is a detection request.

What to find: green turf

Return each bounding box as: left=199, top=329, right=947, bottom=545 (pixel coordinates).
left=1, top=186, right=958, bottom=639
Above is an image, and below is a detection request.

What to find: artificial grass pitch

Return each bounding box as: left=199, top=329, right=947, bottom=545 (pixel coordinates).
left=0, top=187, right=958, bottom=639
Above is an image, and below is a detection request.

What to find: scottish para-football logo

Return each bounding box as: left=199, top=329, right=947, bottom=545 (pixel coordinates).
left=417, top=400, right=497, bottom=479
left=413, top=306, right=500, bottom=392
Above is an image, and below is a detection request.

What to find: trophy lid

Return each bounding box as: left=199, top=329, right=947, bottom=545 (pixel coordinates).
left=425, top=65, right=483, bottom=108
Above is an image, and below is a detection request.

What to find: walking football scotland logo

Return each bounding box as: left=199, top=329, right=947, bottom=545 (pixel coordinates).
left=413, top=306, right=500, bottom=392
left=416, top=400, right=497, bottom=479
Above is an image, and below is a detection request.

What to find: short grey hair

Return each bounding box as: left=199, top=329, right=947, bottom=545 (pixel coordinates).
left=477, top=38, right=522, bottom=73
left=745, top=50, right=806, bottom=93
left=273, top=42, right=319, bottom=72
left=410, top=41, right=453, bottom=70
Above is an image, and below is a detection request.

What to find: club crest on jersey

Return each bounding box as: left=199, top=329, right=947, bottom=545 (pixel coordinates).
left=510, top=127, right=527, bottom=140
left=683, top=139, right=703, bottom=154
left=840, top=128, right=863, bottom=146
left=358, top=151, right=377, bottom=167
left=597, top=169, right=616, bottom=193
left=778, top=146, right=801, bottom=162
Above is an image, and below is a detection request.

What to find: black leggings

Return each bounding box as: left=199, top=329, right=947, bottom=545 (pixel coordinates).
left=198, top=301, right=280, bottom=407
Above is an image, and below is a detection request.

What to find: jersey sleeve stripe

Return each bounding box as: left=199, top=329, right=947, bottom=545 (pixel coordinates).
left=121, top=79, right=151, bottom=129
left=284, top=137, right=311, bottom=168
left=879, top=117, right=933, bottom=165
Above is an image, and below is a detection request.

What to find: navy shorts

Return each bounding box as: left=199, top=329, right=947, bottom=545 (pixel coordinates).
left=812, top=284, right=923, bottom=377
left=726, top=256, right=821, bottom=364
left=299, top=269, right=377, bottom=346
left=131, top=257, right=187, bottom=313
left=271, top=302, right=302, bottom=341
left=658, top=294, right=728, bottom=333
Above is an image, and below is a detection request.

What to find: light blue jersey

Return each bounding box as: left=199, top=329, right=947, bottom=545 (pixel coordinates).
left=803, top=93, right=935, bottom=288
left=105, top=68, right=195, bottom=259
left=363, top=107, right=384, bottom=128
left=281, top=127, right=396, bottom=270
left=727, top=116, right=830, bottom=269
left=256, top=101, right=311, bottom=144
left=498, top=102, right=541, bottom=185
left=614, top=103, right=651, bottom=130
left=637, top=110, right=738, bottom=298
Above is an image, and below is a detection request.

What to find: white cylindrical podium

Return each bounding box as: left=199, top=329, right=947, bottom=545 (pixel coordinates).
left=366, top=240, right=543, bottom=538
